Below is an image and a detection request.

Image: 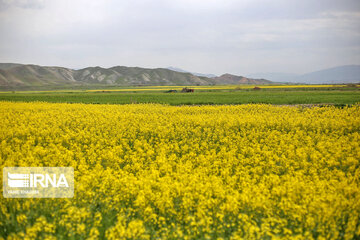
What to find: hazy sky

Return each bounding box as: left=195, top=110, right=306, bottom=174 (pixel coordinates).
left=0, top=0, right=359, bottom=75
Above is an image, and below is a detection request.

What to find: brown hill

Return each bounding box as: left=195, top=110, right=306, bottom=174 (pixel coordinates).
left=213, top=74, right=272, bottom=84
left=0, top=63, right=273, bottom=89
left=0, top=63, right=217, bottom=87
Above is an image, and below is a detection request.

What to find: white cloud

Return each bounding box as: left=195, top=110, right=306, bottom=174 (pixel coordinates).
left=0, top=0, right=359, bottom=74
left=0, top=0, right=45, bottom=10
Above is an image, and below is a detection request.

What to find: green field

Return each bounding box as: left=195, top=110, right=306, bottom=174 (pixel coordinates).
left=0, top=88, right=359, bottom=105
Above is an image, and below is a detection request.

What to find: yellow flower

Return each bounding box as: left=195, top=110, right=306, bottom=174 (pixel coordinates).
left=0, top=102, right=359, bottom=239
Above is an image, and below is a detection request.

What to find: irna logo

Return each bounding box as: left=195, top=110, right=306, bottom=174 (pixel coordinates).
left=3, top=167, right=74, bottom=198
left=7, top=172, right=69, bottom=188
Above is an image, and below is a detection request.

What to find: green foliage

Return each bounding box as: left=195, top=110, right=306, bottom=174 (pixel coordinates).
left=0, top=90, right=359, bottom=105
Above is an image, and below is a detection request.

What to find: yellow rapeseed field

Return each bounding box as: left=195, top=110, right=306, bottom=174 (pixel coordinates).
left=0, top=101, right=359, bottom=239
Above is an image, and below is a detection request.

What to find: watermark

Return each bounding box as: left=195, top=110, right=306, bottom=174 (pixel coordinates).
left=3, top=167, right=74, bottom=198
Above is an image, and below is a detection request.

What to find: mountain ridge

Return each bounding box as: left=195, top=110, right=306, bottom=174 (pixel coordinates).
left=248, top=65, right=360, bottom=83
left=214, top=73, right=272, bottom=85
left=167, top=66, right=217, bottom=78
left=0, top=63, right=271, bottom=88
left=296, top=65, right=360, bottom=84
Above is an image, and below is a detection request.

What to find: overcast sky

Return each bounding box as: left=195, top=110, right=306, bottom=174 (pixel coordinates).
left=0, top=0, right=359, bottom=75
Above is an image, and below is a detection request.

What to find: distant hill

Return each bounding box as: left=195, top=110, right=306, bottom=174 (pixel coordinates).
left=249, top=65, right=360, bottom=84
left=167, top=66, right=217, bottom=78
left=0, top=63, right=217, bottom=87
left=296, top=65, right=360, bottom=84
left=0, top=64, right=77, bottom=86
left=0, top=63, right=24, bottom=70
left=72, top=66, right=216, bottom=85
left=0, top=63, right=273, bottom=89
left=247, top=72, right=300, bottom=83
left=213, top=74, right=273, bottom=85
